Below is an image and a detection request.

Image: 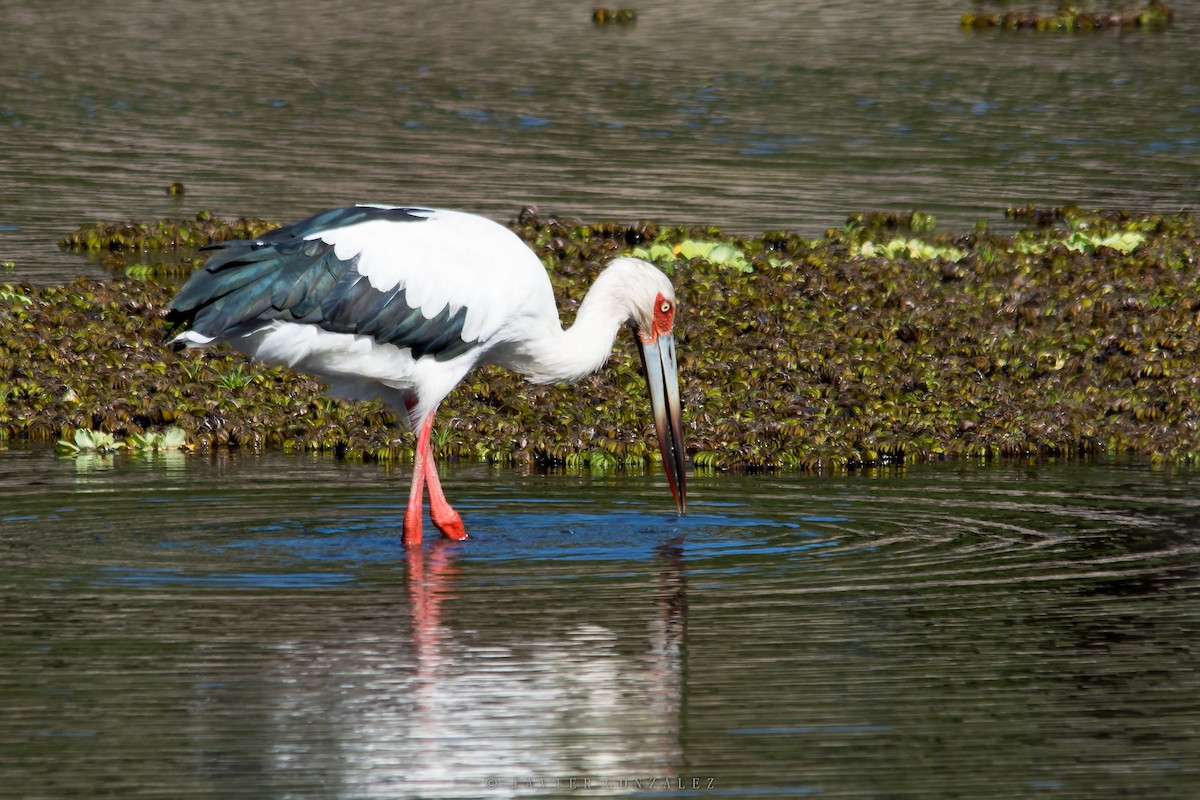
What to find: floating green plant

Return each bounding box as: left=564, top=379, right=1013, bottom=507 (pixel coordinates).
left=630, top=237, right=752, bottom=272
left=58, top=429, right=124, bottom=454
left=124, top=261, right=199, bottom=280
left=592, top=7, right=637, bottom=24
left=962, top=0, right=1173, bottom=31
left=5, top=206, right=1200, bottom=473
left=1019, top=229, right=1146, bottom=255
left=564, top=449, right=618, bottom=471
left=127, top=427, right=189, bottom=452
left=855, top=238, right=966, bottom=262
left=60, top=211, right=278, bottom=277
left=61, top=210, right=277, bottom=254
left=1, top=285, right=31, bottom=306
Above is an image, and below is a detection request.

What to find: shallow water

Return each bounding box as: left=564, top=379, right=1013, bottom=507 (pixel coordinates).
left=2, top=0, right=1199, bottom=281
left=2, top=446, right=1198, bottom=798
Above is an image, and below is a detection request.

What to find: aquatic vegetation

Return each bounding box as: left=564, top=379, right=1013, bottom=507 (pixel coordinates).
left=58, top=428, right=124, bottom=454
left=1014, top=229, right=1146, bottom=256
left=631, top=237, right=752, bottom=272
left=1008, top=208, right=1153, bottom=256
left=592, top=7, right=637, bottom=24
left=123, top=261, right=198, bottom=280
left=855, top=238, right=966, bottom=262
left=7, top=206, right=1200, bottom=473
left=962, top=0, right=1174, bottom=31
left=60, top=210, right=277, bottom=277
left=216, top=364, right=255, bottom=390
left=1, top=285, right=31, bottom=306
left=127, top=426, right=188, bottom=452
left=60, top=210, right=277, bottom=254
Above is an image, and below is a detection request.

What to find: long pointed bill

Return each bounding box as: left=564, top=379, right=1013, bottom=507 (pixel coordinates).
left=639, top=331, right=687, bottom=514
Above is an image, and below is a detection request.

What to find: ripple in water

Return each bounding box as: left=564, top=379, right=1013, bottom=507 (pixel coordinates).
left=1, top=449, right=1197, bottom=797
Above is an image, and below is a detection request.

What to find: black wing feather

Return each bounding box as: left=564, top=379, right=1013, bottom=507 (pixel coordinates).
left=370, top=304, right=429, bottom=345
left=166, top=205, right=477, bottom=361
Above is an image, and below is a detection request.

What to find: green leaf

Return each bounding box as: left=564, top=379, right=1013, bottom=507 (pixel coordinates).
left=162, top=427, right=188, bottom=449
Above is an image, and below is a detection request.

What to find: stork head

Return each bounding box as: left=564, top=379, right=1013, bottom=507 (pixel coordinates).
left=604, top=257, right=687, bottom=515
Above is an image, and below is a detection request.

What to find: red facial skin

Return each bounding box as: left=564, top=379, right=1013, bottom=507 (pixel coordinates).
left=641, top=292, right=675, bottom=343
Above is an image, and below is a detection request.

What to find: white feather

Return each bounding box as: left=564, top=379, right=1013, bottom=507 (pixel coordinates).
left=173, top=330, right=214, bottom=346
left=308, top=208, right=548, bottom=345
left=233, top=321, right=477, bottom=428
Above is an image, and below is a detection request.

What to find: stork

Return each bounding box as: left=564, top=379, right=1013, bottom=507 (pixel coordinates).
left=166, top=205, right=686, bottom=546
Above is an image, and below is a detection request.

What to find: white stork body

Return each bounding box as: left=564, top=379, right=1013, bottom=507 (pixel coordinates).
left=168, top=205, right=686, bottom=545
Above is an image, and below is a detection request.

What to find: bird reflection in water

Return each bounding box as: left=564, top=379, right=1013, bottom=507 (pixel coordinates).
left=404, top=539, right=461, bottom=680
left=394, top=538, right=689, bottom=795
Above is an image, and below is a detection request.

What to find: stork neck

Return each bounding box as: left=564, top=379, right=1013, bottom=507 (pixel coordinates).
left=509, top=281, right=630, bottom=384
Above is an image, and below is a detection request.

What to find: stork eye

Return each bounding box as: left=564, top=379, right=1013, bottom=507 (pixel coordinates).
left=660, top=300, right=672, bottom=314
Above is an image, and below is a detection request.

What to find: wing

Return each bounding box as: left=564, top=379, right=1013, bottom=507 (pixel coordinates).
left=167, top=205, right=546, bottom=362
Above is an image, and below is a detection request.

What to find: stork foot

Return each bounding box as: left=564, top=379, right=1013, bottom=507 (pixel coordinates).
left=402, top=506, right=467, bottom=545
left=432, top=511, right=469, bottom=541
left=402, top=515, right=423, bottom=548
left=404, top=408, right=469, bottom=544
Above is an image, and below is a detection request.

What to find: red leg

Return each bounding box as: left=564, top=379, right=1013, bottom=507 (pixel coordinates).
left=424, top=444, right=468, bottom=540
left=402, top=413, right=432, bottom=547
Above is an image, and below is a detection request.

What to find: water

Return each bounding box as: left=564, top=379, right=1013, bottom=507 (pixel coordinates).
left=3, top=2, right=1200, bottom=795
left=2, top=0, right=1199, bottom=282
left=2, top=445, right=1198, bottom=798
